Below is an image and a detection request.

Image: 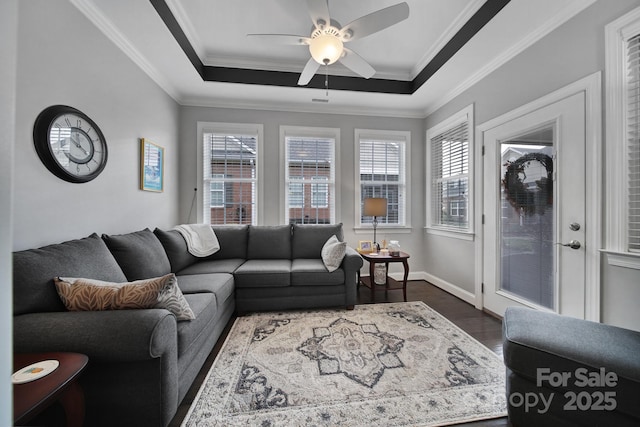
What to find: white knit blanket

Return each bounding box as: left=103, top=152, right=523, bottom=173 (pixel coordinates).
left=174, top=224, right=220, bottom=257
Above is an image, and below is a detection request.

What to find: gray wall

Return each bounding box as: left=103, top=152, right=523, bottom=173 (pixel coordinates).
left=12, top=0, right=181, bottom=251
left=179, top=106, right=425, bottom=276
left=1, top=0, right=17, bottom=423
left=424, top=0, right=640, bottom=330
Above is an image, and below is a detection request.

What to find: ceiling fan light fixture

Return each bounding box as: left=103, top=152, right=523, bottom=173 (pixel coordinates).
left=309, top=33, right=343, bottom=65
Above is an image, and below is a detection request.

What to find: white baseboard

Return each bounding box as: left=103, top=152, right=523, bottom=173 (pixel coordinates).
left=417, top=271, right=477, bottom=305
left=362, top=270, right=477, bottom=306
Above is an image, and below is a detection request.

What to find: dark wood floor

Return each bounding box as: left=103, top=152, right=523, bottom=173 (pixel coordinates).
left=169, top=280, right=510, bottom=427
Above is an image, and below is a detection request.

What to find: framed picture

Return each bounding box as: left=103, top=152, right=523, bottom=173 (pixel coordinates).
left=358, top=241, right=373, bottom=253
left=140, top=139, right=164, bottom=192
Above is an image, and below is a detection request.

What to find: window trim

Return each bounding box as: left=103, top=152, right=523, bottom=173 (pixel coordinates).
left=354, top=129, right=411, bottom=231
left=280, top=125, right=340, bottom=224
left=425, top=104, right=474, bottom=240
left=605, top=6, right=640, bottom=268
left=196, top=122, right=264, bottom=225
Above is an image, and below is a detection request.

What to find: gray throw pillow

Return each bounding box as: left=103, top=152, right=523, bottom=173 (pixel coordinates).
left=247, top=225, right=292, bottom=259
left=153, top=228, right=198, bottom=272
left=292, top=223, right=343, bottom=259
left=321, top=235, right=347, bottom=272
left=209, top=225, right=249, bottom=259
left=102, top=229, right=171, bottom=281
left=13, top=233, right=127, bottom=315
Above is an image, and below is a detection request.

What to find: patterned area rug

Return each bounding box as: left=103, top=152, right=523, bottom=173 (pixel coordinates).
left=182, top=302, right=507, bottom=426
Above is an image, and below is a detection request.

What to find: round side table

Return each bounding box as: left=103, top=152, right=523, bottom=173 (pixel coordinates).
left=13, top=352, right=88, bottom=427
left=358, top=251, right=410, bottom=301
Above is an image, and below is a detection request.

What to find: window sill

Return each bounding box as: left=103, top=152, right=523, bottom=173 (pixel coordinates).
left=601, top=250, right=640, bottom=270
left=353, top=226, right=413, bottom=235
left=425, top=227, right=474, bottom=241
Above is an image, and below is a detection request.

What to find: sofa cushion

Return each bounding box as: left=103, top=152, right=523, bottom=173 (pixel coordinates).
left=102, top=229, right=171, bottom=281
left=175, top=273, right=235, bottom=307
left=13, top=233, right=127, bottom=315
left=234, top=259, right=291, bottom=288
left=209, top=226, right=249, bottom=259
left=177, top=259, right=245, bottom=275
left=321, top=235, right=347, bottom=272
left=291, top=259, right=344, bottom=286
left=247, top=225, right=292, bottom=259
left=54, top=274, right=195, bottom=321
left=177, top=292, right=218, bottom=358
left=292, top=223, right=343, bottom=259
left=153, top=228, right=198, bottom=272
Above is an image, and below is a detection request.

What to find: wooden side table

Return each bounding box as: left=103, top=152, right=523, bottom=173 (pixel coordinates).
left=358, top=251, right=410, bottom=301
left=13, top=352, right=88, bottom=427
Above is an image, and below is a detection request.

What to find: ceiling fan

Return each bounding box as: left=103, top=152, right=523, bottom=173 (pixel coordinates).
left=248, top=0, right=410, bottom=86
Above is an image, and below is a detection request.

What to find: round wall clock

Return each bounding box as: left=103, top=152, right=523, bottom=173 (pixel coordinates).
left=33, top=105, right=108, bottom=183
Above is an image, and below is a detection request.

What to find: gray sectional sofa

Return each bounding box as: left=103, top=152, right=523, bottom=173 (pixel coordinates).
left=12, top=223, right=362, bottom=427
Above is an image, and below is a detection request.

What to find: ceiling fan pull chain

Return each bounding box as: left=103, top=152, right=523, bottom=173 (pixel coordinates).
left=325, top=64, right=329, bottom=97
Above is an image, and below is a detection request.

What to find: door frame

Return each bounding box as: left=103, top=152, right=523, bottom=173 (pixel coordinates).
left=474, top=72, right=602, bottom=321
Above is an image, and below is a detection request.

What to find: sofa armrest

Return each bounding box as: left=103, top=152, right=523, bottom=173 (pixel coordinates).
left=342, top=246, right=364, bottom=273
left=13, top=309, right=177, bottom=362
left=341, top=247, right=363, bottom=306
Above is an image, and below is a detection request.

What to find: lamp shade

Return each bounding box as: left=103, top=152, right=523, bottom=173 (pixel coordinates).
left=363, top=198, right=387, bottom=217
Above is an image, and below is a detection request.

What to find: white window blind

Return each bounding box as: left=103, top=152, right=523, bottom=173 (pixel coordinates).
left=285, top=136, right=335, bottom=224
left=203, top=133, right=257, bottom=225
left=358, top=138, right=406, bottom=226
left=628, top=34, right=640, bottom=252
left=430, top=121, right=469, bottom=229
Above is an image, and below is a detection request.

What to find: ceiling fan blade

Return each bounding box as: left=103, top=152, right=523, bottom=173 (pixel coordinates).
left=298, top=57, right=321, bottom=85
left=246, top=34, right=310, bottom=45
left=339, top=2, right=410, bottom=42
left=307, top=0, right=331, bottom=30
left=339, top=48, right=375, bottom=79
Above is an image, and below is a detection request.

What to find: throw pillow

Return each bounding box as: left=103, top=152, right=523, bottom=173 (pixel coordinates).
left=54, top=273, right=195, bottom=321
left=153, top=228, right=198, bottom=272
left=321, top=235, right=347, bottom=272
left=102, top=229, right=171, bottom=281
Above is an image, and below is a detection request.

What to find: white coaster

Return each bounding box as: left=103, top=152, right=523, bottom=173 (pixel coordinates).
left=12, top=360, right=59, bottom=384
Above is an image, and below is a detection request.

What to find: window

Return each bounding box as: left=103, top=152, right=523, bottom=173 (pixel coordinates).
left=197, top=123, right=262, bottom=225
left=606, top=8, right=640, bottom=265
left=282, top=126, right=338, bottom=224
left=209, top=174, right=225, bottom=207
left=626, top=34, right=640, bottom=253
left=426, top=105, right=473, bottom=238
left=311, top=176, right=329, bottom=208
left=356, top=130, right=409, bottom=227
left=288, top=176, right=303, bottom=208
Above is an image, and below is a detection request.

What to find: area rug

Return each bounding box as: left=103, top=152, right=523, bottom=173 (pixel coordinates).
left=182, top=301, right=507, bottom=426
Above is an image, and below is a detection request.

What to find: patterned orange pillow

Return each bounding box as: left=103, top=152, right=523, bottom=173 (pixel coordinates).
left=54, top=273, right=195, bottom=320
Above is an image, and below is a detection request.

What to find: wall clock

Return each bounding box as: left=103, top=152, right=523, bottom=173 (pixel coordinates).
left=33, top=105, right=108, bottom=183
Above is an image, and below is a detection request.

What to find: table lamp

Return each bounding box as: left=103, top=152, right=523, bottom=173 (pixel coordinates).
left=363, top=197, right=387, bottom=252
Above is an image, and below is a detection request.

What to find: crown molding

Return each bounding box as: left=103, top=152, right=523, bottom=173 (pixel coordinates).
left=70, top=0, right=182, bottom=102
left=423, top=0, right=597, bottom=117
left=165, top=0, right=205, bottom=59
left=411, top=0, right=485, bottom=78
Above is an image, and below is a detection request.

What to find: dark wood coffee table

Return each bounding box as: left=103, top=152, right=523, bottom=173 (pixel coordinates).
left=13, top=352, right=88, bottom=427
left=359, top=251, right=410, bottom=301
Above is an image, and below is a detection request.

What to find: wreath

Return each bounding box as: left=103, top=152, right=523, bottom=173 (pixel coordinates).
left=502, top=152, right=553, bottom=216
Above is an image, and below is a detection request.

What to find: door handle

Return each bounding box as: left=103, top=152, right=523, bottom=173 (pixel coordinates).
left=557, top=240, right=581, bottom=250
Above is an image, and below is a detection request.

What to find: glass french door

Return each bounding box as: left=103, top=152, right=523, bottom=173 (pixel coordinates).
left=483, top=92, right=586, bottom=318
